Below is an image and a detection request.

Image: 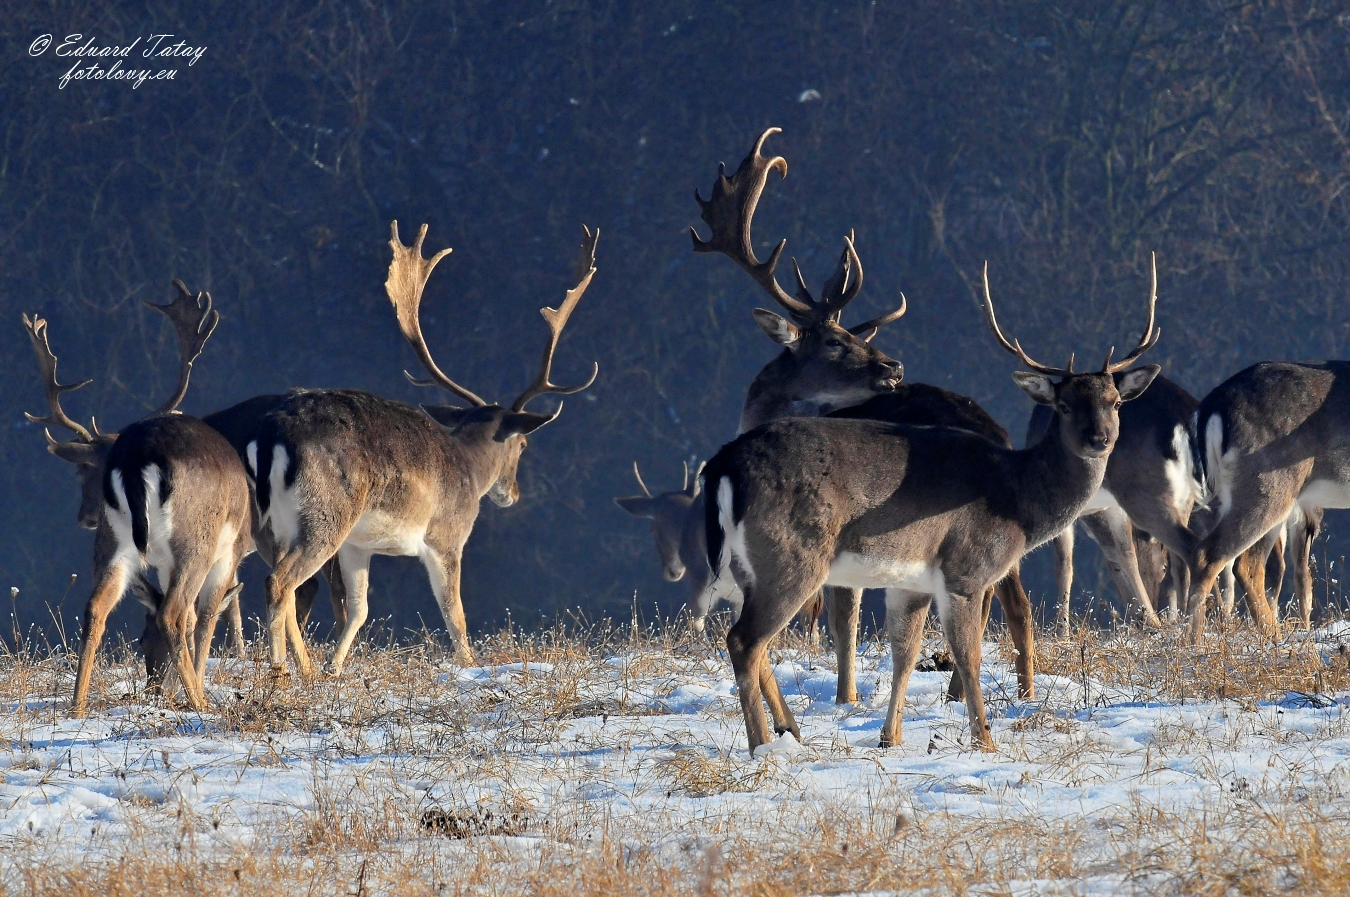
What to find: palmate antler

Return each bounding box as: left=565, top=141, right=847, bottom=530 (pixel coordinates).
left=385, top=221, right=487, bottom=407
left=690, top=127, right=906, bottom=334
left=982, top=254, right=1160, bottom=377
left=22, top=313, right=95, bottom=443
left=386, top=221, right=599, bottom=413
left=145, top=280, right=220, bottom=415
left=511, top=225, right=601, bottom=412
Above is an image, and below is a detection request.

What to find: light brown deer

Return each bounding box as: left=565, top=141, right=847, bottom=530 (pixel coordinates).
left=25, top=285, right=252, bottom=713
left=249, top=223, right=598, bottom=677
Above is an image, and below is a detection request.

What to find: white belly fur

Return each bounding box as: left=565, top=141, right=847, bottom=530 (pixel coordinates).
left=345, top=510, right=428, bottom=556
left=1080, top=486, right=1121, bottom=513
left=827, top=552, right=945, bottom=592
left=1300, top=478, right=1350, bottom=511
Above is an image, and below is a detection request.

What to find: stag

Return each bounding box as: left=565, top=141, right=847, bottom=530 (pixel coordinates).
left=702, top=263, right=1159, bottom=753
left=25, top=284, right=252, bottom=713
left=689, top=127, right=1035, bottom=704
left=249, top=222, right=599, bottom=677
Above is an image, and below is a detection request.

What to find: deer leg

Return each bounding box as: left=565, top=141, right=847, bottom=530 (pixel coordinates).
left=1293, top=507, right=1321, bottom=629
left=224, top=592, right=246, bottom=654
left=796, top=591, right=824, bottom=647
left=294, top=577, right=320, bottom=632
left=996, top=568, right=1035, bottom=700
left=826, top=586, right=860, bottom=704
left=940, top=588, right=995, bottom=752
left=880, top=589, right=930, bottom=749
left=1133, top=532, right=1167, bottom=613
left=324, top=555, right=347, bottom=631
left=192, top=553, right=242, bottom=687
left=757, top=650, right=799, bottom=740
left=1080, top=509, right=1161, bottom=628
left=1187, top=496, right=1292, bottom=643
left=947, top=587, right=993, bottom=704
left=421, top=544, right=475, bottom=665
left=726, top=583, right=818, bottom=755
left=328, top=545, right=373, bottom=676
left=1054, top=525, right=1075, bottom=635
left=158, top=558, right=216, bottom=712
left=72, top=560, right=131, bottom=715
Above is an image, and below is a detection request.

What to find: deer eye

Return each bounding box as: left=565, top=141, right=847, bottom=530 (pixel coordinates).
left=1057, top=402, right=1070, bottom=414
left=825, top=338, right=844, bottom=349
left=1113, top=400, right=1122, bottom=411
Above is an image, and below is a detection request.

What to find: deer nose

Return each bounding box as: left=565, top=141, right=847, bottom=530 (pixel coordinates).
left=1089, top=433, right=1110, bottom=452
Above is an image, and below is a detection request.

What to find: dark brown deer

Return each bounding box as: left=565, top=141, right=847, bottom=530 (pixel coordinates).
left=25, top=284, right=252, bottom=714
left=1185, top=362, right=1350, bottom=640
left=615, top=460, right=825, bottom=636
left=702, top=263, right=1159, bottom=753
left=691, top=127, right=1035, bottom=704
left=249, top=222, right=599, bottom=678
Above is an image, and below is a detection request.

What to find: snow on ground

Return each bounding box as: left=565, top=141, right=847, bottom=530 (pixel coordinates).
left=3, top=623, right=1350, bottom=894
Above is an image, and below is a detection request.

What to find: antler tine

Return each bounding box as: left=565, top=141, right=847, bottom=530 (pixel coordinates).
left=820, top=232, right=866, bottom=323
left=632, top=462, right=653, bottom=499
left=848, top=292, right=907, bottom=339
left=144, top=280, right=220, bottom=415
left=1104, top=251, right=1161, bottom=373
left=511, top=225, right=601, bottom=412
left=691, top=128, right=816, bottom=322
left=385, top=221, right=486, bottom=407
left=981, top=262, right=1072, bottom=377
left=681, top=460, right=690, bottom=493
left=22, top=313, right=94, bottom=442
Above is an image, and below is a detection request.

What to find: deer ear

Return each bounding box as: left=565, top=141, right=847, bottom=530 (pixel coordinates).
left=1011, top=372, right=1057, bottom=405
left=48, top=441, right=100, bottom=466
left=614, top=496, right=656, bottom=518
left=1114, top=364, right=1161, bottom=402
left=500, top=409, right=558, bottom=438
left=752, top=309, right=801, bottom=349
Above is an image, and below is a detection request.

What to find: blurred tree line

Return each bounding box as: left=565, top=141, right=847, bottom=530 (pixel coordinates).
left=2, top=0, right=1349, bottom=642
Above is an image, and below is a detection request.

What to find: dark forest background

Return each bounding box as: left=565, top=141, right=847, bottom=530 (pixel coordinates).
left=2, top=1, right=1349, bottom=645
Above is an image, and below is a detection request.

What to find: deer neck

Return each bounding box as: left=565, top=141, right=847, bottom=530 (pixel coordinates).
left=448, top=425, right=515, bottom=500
left=740, top=353, right=844, bottom=433
left=1015, top=415, right=1108, bottom=549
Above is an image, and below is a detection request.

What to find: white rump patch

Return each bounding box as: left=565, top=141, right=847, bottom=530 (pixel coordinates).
left=715, top=477, right=755, bottom=588
left=264, top=443, right=300, bottom=550
left=104, top=464, right=174, bottom=577
left=1164, top=423, right=1204, bottom=512
left=245, top=440, right=258, bottom=478
left=1203, top=414, right=1238, bottom=517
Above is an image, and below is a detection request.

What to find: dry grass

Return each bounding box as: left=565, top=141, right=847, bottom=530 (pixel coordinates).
left=3, top=615, right=1350, bottom=895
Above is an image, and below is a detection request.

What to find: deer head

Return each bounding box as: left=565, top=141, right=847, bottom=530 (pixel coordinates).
left=386, top=221, right=599, bottom=507
left=23, top=282, right=219, bottom=528
left=692, top=128, right=905, bottom=427
left=614, top=460, right=702, bottom=582
left=983, top=256, right=1162, bottom=459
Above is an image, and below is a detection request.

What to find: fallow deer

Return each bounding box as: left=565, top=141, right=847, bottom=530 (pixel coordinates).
left=614, top=460, right=824, bottom=636
left=1029, top=366, right=1202, bottom=631
left=1185, top=361, right=1350, bottom=640
left=249, top=222, right=599, bottom=678
left=691, top=127, right=1035, bottom=704
left=24, top=284, right=252, bottom=714
left=702, top=263, right=1160, bottom=753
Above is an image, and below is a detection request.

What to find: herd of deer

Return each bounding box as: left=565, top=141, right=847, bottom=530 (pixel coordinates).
left=24, top=128, right=1350, bottom=755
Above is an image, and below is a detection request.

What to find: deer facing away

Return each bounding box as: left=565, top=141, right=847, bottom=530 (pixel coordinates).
left=248, top=222, right=599, bottom=678
left=25, top=284, right=252, bottom=714
left=701, top=263, right=1160, bottom=753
